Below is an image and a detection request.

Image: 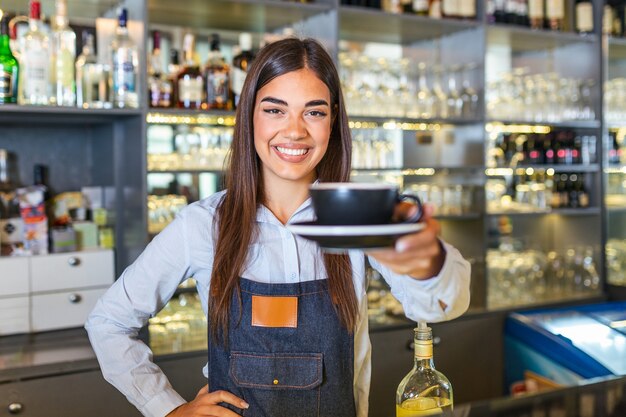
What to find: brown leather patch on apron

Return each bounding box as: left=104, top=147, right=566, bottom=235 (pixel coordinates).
left=251, top=295, right=298, bottom=328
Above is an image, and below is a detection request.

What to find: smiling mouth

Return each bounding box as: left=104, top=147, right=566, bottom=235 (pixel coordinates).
left=274, top=146, right=310, bottom=156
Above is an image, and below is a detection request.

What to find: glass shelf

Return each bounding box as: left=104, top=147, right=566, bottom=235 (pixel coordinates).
left=488, top=208, right=601, bottom=217
left=148, top=169, right=225, bottom=175
left=486, top=119, right=601, bottom=130
left=339, top=6, right=480, bottom=44
left=487, top=24, right=598, bottom=52
left=147, top=110, right=236, bottom=126
left=486, top=165, right=600, bottom=175
left=0, top=0, right=118, bottom=20
left=148, top=0, right=333, bottom=33
left=348, top=115, right=484, bottom=129
left=0, top=105, right=143, bottom=124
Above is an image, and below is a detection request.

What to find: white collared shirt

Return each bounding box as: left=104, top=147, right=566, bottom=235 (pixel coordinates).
left=85, top=190, right=471, bottom=417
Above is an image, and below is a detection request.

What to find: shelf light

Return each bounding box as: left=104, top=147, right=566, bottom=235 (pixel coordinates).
left=486, top=168, right=514, bottom=176
left=486, top=123, right=551, bottom=134
left=348, top=120, right=443, bottom=131
left=147, top=113, right=236, bottom=126
left=402, top=168, right=436, bottom=176
left=605, top=166, right=626, bottom=174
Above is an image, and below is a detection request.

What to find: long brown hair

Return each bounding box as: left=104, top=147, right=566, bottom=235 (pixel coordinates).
left=209, top=38, right=357, bottom=344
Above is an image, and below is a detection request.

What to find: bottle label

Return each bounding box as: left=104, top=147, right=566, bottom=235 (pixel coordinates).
left=178, top=77, right=203, bottom=102
left=56, top=48, right=75, bottom=90
left=458, top=0, right=475, bottom=17
left=0, top=217, right=24, bottom=244
left=231, top=67, right=247, bottom=97
left=207, top=71, right=230, bottom=106
left=429, top=0, right=442, bottom=18
left=0, top=70, right=15, bottom=98
left=546, top=0, right=564, bottom=19
left=24, top=49, right=50, bottom=98
left=413, top=0, right=429, bottom=12
left=576, top=3, right=594, bottom=33
left=112, top=59, right=136, bottom=93
left=528, top=0, right=544, bottom=19
left=414, top=340, right=433, bottom=360
left=604, top=5, right=615, bottom=35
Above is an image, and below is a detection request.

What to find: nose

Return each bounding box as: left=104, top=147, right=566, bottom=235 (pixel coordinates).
left=282, top=114, right=307, bottom=140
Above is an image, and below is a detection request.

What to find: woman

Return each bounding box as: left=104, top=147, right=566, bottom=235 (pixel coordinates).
left=86, top=38, right=470, bottom=417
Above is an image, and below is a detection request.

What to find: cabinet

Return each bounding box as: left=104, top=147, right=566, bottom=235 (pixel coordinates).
left=0, top=249, right=114, bottom=335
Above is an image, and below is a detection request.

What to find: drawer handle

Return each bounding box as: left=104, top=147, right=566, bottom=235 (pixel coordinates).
left=8, top=402, right=23, bottom=414
left=67, top=257, right=81, bottom=267
left=68, top=293, right=82, bottom=303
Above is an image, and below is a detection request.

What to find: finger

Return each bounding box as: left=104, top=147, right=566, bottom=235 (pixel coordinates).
left=195, top=404, right=243, bottom=417
left=196, top=384, right=209, bottom=397
left=422, top=203, right=436, bottom=219
left=204, top=390, right=249, bottom=410
left=393, top=201, right=419, bottom=222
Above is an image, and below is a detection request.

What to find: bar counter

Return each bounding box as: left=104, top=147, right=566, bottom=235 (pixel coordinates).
left=1, top=325, right=626, bottom=417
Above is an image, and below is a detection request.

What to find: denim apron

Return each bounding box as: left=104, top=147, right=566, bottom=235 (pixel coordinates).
left=208, top=277, right=356, bottom=417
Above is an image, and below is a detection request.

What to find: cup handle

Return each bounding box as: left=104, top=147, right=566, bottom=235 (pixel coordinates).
left=397, top=194, right=423, bottom=223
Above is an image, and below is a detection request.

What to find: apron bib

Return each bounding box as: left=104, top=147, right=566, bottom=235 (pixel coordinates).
left=208, top=277, right=356, bottom=417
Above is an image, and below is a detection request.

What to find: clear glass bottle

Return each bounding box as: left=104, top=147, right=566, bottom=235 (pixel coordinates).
left=0, top=14, right=19, bottom=104
left=546, top=0, right=564, bottom=31
left=203, top=33, right=231, bottom=110
left=18, top=0, right=51, bottom=106
left=51, top=0, right=76, bottom=106
left=575, top=0, right=594, bottom=34
left=396, top=322, right=453, bottom=417
left=111, top=8, right=138, bottom=108
left=528, top=0, right=544, bottom=29
left=176, top=33, right=203, bottom=109
left=76, top=32, right=106, bottom=108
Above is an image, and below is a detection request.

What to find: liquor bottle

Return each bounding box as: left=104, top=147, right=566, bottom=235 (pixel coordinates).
left=442, top=0, right=459, bottom=18
left=505, top=0, right=518, bottom=24
left=604, top=4, right=616, bottom=36
left=487, top=0, right=497, bottom=23
left=76, top=32, right=105, bottom=108
left=396, top=322, right=453, bottom=416
left=51, top=0, right=76, bottom=106
left=402, top=0, right=413, bottom=13
left=0, top=14, right=19, bottom=104
left=576, top=0, right=594, bottom=34
left=494, top=0, right=507, bottom=23
left=458, top=0, right=476, bottom=19
left=18, top=0, right=51, bottom=105
left=528, top=0, right=544, bottom=29
left=576, top=175, right=590, bottom=208
left=517, top=0, right=529, bottom=26
left=413, top=0, right=430, bottom=15
left=111, top=8, right=138, bottom=108
left=168, top=49, right=180, bottom=105
left=203, top=33, right=231, bottom=110
left=231, top=32, right=255, bottom=109
left=0, top=149, right=24, bottom=255
left=429, top=0, right=442, bottom=18
left=148, top=31, right=172, bottom=108
left=176, top=33, right=203, bottom=109
left=546, top=0, right=564, bottom=30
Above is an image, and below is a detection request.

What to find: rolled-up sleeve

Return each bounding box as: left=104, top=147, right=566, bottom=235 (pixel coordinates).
left=85, top=210, right=193, bottom=417
left=368, top=241, right=471, bottom=323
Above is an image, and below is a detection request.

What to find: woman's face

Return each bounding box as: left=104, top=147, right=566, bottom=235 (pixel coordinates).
left=253, top=68, right=332, bottom=188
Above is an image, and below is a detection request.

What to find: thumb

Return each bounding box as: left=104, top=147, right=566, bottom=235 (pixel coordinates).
left=196, top=384, right=209, bottom=398
left=421, top=203, right=436, bottom=219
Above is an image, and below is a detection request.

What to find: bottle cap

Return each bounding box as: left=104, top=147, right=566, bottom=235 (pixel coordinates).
left=239, top=32, right=252, bottom=51
left=210, top=33, right=220, bottom=51
left=30, top=1, right=41, bottom=20
left=55, top=0, right=68, bottom=17
left=152, top=30, right=161, bottom=50
left=117, top=8, right=128, bottom=27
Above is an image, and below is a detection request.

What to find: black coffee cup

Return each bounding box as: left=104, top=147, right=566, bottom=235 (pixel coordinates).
left=309, top=182, right=423, bottom=226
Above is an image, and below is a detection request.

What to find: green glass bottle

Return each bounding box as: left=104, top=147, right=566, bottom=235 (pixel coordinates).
left=0, top=14, right=19, bottom=104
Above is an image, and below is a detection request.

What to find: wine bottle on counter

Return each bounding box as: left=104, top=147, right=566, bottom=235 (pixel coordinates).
left=396, top=322, right=453, bottom=416
left=0, top=14, right=18, bottom=104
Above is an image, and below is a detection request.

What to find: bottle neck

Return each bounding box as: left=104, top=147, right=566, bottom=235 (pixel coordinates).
left=0, top=35, right=11, bottom=53
left=413, top=333, right=435, bottom=369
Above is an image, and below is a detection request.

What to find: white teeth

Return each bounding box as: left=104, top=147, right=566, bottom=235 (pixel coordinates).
left=276, top=146, right=309, bottom=156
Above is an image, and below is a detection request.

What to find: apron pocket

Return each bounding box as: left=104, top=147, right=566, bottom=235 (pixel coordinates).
left=229, top=351, right=323, bottom=417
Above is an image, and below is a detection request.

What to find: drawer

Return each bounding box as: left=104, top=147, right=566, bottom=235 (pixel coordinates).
left=0, top=257, right=29, bottom=296
left=0, top=296, right=29, bottom=335
left=30, top=250, right=114, bottom=292
left=31, top=288, right=107, bottom=332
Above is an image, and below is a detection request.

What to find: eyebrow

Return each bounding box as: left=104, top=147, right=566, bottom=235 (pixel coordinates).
left=260, top=96, right=329, bottom=107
